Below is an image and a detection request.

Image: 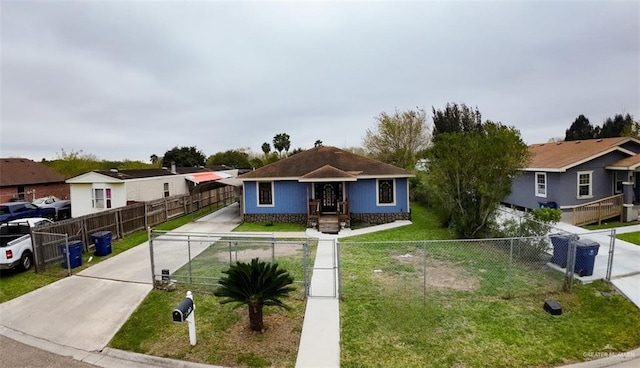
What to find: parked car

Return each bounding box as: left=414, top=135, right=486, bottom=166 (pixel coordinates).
left=0, top=217, right=53, bottom=271
left=0, top=202, right=56, bottom=224
left=32, top=196, right=71, bottom=221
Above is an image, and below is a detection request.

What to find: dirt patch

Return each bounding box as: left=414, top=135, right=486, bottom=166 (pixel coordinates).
left=373, top=253, right=479, bottom=292
left=220, top=308, right=302, bottom=367
left=214, top=246, right=302, bottom=263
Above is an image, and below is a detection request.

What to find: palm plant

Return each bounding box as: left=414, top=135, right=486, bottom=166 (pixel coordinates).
left=214, top=258, right=295, bottom=332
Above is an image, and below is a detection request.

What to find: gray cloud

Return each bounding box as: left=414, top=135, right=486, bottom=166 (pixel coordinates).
left=1, top=1, right=638, bottom=162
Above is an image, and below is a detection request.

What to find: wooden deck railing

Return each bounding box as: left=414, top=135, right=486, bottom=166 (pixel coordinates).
left=571, top=194, right=624, bottom=226
left=307, top=199, right=350, bottom=226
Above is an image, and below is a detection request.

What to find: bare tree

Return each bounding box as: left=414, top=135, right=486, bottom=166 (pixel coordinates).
left=363, top=108, right=430, bottom=170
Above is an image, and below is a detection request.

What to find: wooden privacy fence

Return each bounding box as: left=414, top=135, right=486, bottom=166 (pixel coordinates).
left=31, top=185, right=235, bottom=271
left=571, top=194, right=624, bottom=226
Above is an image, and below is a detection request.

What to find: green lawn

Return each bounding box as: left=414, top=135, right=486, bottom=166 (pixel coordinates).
left=617, top=231, right=640, bottom=246
left=339, top=203, right=640, bottom=367
left=110, top=283, right=306, bottom=367
left=112, top=235, right=313, bottom=367
left=583, top=219, right=638, bottom=230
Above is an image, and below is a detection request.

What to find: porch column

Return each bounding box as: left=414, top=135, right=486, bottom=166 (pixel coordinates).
left=622, top=181, right=635, bottom=222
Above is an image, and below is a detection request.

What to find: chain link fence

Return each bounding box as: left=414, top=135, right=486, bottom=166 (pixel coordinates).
left=339, top=237, right=566, bottom=305
left=339, top=228, right=619, bottom=306
left=148, top=230, right=318, bottom=299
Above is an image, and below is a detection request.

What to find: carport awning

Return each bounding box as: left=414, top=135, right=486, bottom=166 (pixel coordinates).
left=186, top=172, right=231, bottom=185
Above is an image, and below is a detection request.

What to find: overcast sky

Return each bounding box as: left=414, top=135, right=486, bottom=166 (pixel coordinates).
left=1, top=1, right=638, bottom=162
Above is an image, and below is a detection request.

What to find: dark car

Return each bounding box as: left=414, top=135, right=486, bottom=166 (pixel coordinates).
left=0, top=202, right=56, bottom=224
left=32, top=196, right=71, bottom=220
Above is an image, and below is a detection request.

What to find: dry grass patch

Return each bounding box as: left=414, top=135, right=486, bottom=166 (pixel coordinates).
left=110, top=286, right=305, bottom=368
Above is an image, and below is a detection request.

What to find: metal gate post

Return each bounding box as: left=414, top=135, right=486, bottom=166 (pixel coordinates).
left=303, top=240, right=309, bottom=298
left=606, top=229, right=616, bottom=281
left=507, top=238, right=514, bottom=299
left=336, top=239, right=342, bottom=300
left=187, top=235, right=193, bottom=283
left=148, top=227, right=156, bottom=285
left=423, top=241, right=427, bottom=309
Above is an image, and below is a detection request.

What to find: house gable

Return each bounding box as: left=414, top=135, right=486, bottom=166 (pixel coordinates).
left=0, top=158, right=66, bottom=186
left=525, top=137, right=640, bottom=172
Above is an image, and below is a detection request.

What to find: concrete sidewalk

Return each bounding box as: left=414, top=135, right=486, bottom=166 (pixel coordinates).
left=294, top=220, right=413, bottom=368
left=0, top=203, right=241, bottom=367
left=551, top=221, right=640, bottom=310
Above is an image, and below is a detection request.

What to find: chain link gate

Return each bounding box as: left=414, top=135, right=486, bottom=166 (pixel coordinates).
left=148, top=229, right=317, bottom=299
left=307, top=238, right=340, bottom=298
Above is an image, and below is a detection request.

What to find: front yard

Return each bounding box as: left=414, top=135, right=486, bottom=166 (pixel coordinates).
left=109, top=204, right=640, bottom=367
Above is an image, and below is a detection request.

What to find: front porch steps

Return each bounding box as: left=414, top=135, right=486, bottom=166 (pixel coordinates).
left=318, top=215, right=340, bottom=234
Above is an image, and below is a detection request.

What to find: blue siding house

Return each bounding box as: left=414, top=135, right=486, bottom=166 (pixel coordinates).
left=503, top=137, right=640, bottom=222
left=239, top=145, right=413, bottom=232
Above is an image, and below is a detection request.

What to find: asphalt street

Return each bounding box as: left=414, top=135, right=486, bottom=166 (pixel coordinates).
left=0, top=335, right=97, bottom=368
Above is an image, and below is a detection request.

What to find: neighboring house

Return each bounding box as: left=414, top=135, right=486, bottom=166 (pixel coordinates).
left=239, top=145, right=413, bottom=232
left=503, top=137, right=640, bottom=220
left=66, top=165, right=236, bottom=217
left=0, top=158, right=69, bottom=203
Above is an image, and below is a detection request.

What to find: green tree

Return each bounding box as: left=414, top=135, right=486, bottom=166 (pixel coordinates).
left=150, top=154, right=159, bottom=165
left=273, top=133, right=291, bottom=157
left=214, top=258, right=295, bottom=332
left=314, top=140, right=323, bottom=147
left=249, top=157, right=264, bottom=168
left=161, top=146, right=206, bottom=168
left=597, top=113, right=635, bottom=138
left=261, top=142, right=271, bottom=157
left=363, top=108, right=429, bottom=170
left=206, top=149, right=251, bottom=168
left=432, top=103, right=482, bottom=140
left=426, top=122, right=530, bottom=238
left=565, top=115, right=596, bottom=141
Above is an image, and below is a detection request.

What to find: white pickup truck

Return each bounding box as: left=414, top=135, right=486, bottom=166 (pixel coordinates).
left=0, top=217, right=53, bottom=272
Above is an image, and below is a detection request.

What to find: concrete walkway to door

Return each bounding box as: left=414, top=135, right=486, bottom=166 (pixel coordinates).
left=294, top=220, right=412, bottom=368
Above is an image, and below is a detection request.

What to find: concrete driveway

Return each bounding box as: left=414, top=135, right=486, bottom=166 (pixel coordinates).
left=0, top=203, right=241, bottom=353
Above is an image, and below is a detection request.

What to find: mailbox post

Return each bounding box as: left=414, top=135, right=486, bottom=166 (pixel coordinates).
left=172, top=291, right=196, bottom=346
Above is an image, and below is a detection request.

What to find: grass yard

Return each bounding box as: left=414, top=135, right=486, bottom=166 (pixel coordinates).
left=583, top=218, right=638, bottom=230
left=111, top=235, right=314, bottom=367
left=617, top=231, right=640, bottom=246
left=0, top=205, right=224, bottom=303
left=110, top=284, right=305, bottom=368
left=339, top=203, right=640, bottom=367
left=340, top=280, right=640, bottom=367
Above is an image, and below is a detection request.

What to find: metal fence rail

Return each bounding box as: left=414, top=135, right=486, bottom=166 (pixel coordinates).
left=148, top=230, right=318, bottom=299
left=339, top=237, right=567, bottom=304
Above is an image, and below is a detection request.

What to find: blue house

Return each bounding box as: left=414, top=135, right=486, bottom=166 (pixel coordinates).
left=503, top=137, right=640, bottom=224
left=239, top=146, right=413, bottom=232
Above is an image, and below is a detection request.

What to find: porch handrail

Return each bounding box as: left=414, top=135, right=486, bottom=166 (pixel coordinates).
left=571, top=194, right=624, bottom=226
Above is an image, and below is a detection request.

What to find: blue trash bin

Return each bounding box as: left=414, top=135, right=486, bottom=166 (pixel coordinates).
left=60, top=241, right=83, bottom=269
left=575, top=239, right=599, bottom=277
left=92, top=231, right=112, bottom=256
left=549, top=234, right=572, bottom=267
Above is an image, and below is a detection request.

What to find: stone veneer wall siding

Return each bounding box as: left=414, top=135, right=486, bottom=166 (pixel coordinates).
left=351, top=212, right=411, bottom=225
left=243, top=213, right=307, bottom=224
left=244, top=212, right=410, bottom=226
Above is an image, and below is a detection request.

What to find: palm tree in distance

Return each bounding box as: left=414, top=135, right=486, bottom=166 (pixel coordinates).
left=214, top=258, right=295, bottom=332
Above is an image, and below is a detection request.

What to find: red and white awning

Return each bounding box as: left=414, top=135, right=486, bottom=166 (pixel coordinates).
left=186, top=172, right=232, bottom=185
